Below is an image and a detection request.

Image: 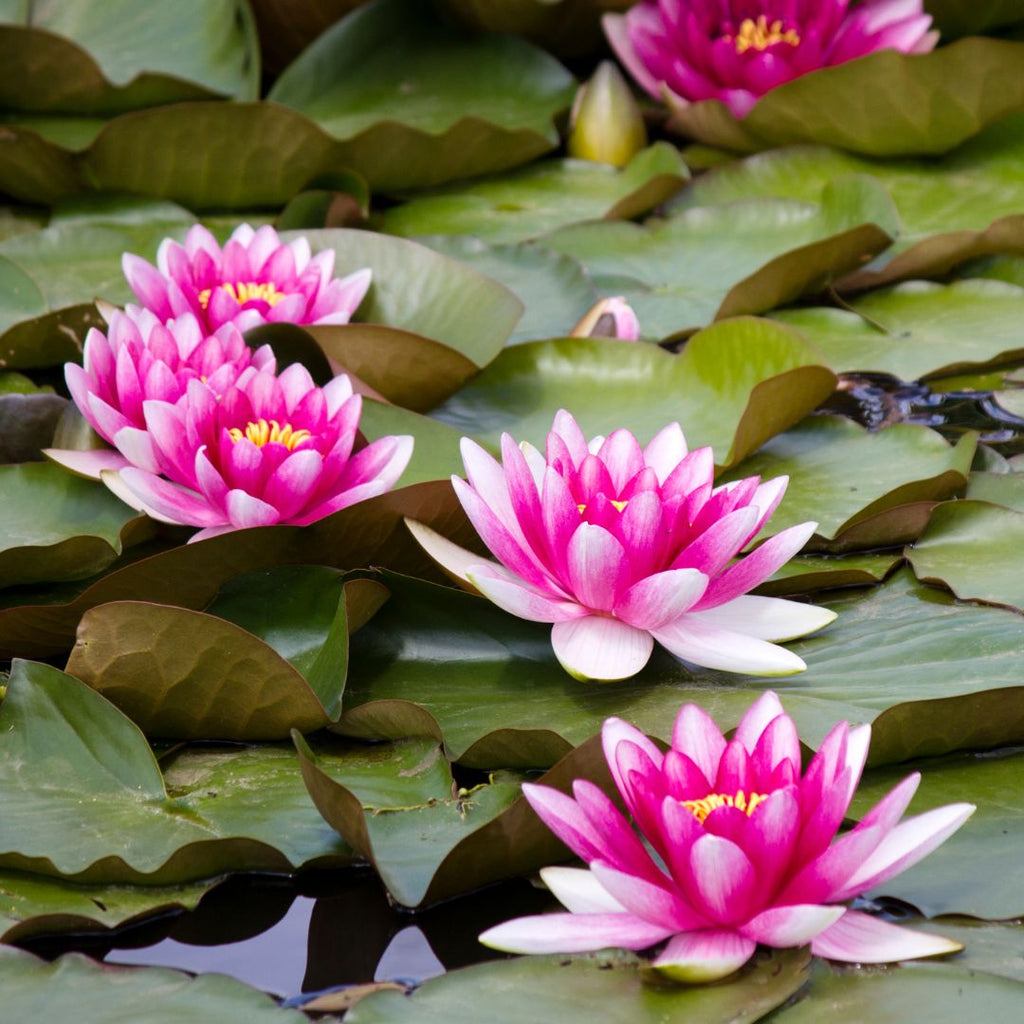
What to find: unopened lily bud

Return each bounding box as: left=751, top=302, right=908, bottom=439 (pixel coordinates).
left=570, top=296, right=640, bottom=341
left=567, top=60, right=646, bottom=167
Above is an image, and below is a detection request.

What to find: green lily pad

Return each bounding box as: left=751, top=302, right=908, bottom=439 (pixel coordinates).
left=965, top=470, right=1024, bottom=511
left=771, top=958, right=1024, bottom=1023
left=0, top=0, right=259, bottom=115
left=721, top=417, right=975, bottom=551
left=665, top=38, right=1024, bottom=157
left=0, top=252, right=46, bottom=334
left=0, top=946, right=307, bottom=1022
left=538, top=176, right=896, bottom=338
left=756, top=552, right=903, bottom=597
left=0, top=463, right=147, bottom=588
left=674, top=116, right=1024, bottom=289
left=0, top=482, right=471, bottom=660
left=851, top=748, right=1024, bottom=920
left=0, top=660, right=355, bottom=883
left=903, top=919, right=1024, bottom=982
left=907, top=500, right=1024, bottom=612
left=0, top=391, right=67, bottom=462
left=347, top=947, right=810, bottom=1024
left=0, top=203, right=45, bottom=243
left=339, top=568, right=1024, bottom=769
left=64, top=569, right=387, bottom=740
left=432, top=320, right=837, bottom=470
left=925, top=0, right=1024, bottom=38
left=358, top=400, right=467, bottom=484
left=772, top=281, right=1024, bottom=382
left=380, top=143, right=689, bottom=244
left=0, top=870, right=213, bottom=943
left=268, top=0, right=576, bottom=192
left=409, top=236, right=597, bottom=346
left=296, top=733, right=607, bottom=907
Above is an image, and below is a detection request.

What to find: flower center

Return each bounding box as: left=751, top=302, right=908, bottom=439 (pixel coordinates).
left=577, top=499, right=629, bottom=514
left=228, top=418, right=311, bottom=450
left=198, top=281, right=286, bottom=309
left=682, top=790, right=767, bottom=824
left=727, top=15, right=801, bottom=53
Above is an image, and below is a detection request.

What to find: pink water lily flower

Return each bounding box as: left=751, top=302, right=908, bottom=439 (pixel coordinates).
left=123, top=223, right=372, bottom=333
left=408, top=411, right=834, bottom=681
left=104, top=363, right=413, bottom=542
left=605, top=1, right=938, bottom=118
left=47, top=307, right=275, bottom=480
left=480, top=692, right=974, bottom=981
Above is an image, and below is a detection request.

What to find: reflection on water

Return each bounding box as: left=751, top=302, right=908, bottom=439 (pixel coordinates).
left=19, top=868, right=556, bottom=1001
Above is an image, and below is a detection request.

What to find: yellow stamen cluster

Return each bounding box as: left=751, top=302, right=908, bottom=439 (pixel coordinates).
left=682, top=790, right=767, bottom=824
left=198, top=281, right=286, bottom=310
left=727, top=15, right=801, bottom=54
left=228, top=418, right=311, bottom=450
left=577, top=499, right=629, bottom=514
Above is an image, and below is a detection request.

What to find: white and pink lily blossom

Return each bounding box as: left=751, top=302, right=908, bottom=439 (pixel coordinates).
left=408, top=411, right=834, bottom=681
left=605, top=1, right=938, bottom=119
left=123, top=223, right=372, bottom=333
left=480, top=692, right=974, bottom=982
left=47, top=307, right=275, bottom=480
left=104, top=364, right=413, bottom=543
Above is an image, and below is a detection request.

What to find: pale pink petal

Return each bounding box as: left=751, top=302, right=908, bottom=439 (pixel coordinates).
left=602, top=716, right=665, bottom=804
left=652, top=929, right=756, bottom=983
left=225, top=489, right=282, bottom=529
left=670, top=704, right=726, bottom=785
left=590, top=861, right=706, bottom=932
left=480, top=912, right=673, bottom=954
left=741, top=904, right=845, bottom=947
left=734, top=690, right=786, bottom=752
left=613, top=569, right=708, bottom=630
left=404, top=519, right=488, bottom=588
left=566, top=524, right=629, bottom=612
left=810, top=911, right=962, bottom=964
left=550, top=615, right=654, bottom=681
left=691, top=595, right=837, bottom=642
left=687, top=834, right=758, bottom=925
left=642, top=421, right=687, bottom=484
left=652, top=617, right=807, bottom=675
left=539, top=866, right=626, bottom=914
left=44, top=448, right=129, bottom=480
left=467, top=564, right=588, bottom=623
left=113, top=468, right=224, bottom=527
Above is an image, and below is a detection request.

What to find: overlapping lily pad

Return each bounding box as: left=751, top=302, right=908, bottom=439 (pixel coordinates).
left=0, top=660, right=355, bottom=883
left=296, top=733, right=606, bottom=907
left=432, top=319, right=837, bottom=469
left=537, top=177, right=897, bottom=338
left=347, top=947, right=810, bottom=1023
left=0, top=0, right=260, bottom=115
left=339, top=568, right=1024, bottom=769
left=851, top=748, right=1024, bottom=919
left=665, top=39, right=1024, bottom=157
left=674, top=116, right=1024, bottom=289
left=380, top=143, right=689, bottom=244
left=772, top=281, right=1024, bottom=382
left=65, top=568, right=387, bottom=740
left=0, top=946, right=307, bottom=1023
left=721, top=417, right=975, bottom=551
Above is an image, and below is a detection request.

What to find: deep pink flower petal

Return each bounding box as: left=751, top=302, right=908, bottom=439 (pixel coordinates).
left=810, top=910, right=961, bottom=964
left=687, top=834, right=759, bottom=925
left=652, top=929, right=756, bottom=983
left=670, top=703, right=726, bottom=785
left=614, top=569, right=708, bottom=630
left=590, top=860, right=705, bottom=932
left=566, top=524, right=630, bottom=612
left=115, top=468, right=224, bottom=527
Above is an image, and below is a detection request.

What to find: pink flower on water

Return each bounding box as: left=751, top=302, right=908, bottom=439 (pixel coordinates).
left=409, top=411, right=833, bottom=681
left=105, top=364, right=413, bottom=542
left=123, top=223, right=372, bottom=333
left=605, top=1, right=938, bottom=118
left=570, top=297, right=641, bottom=342
left=481, top=692, right=974, bottom=981
left=47, top=308, right=275, bottom=480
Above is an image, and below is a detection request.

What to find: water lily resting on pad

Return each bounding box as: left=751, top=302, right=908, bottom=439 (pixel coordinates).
left=604, top=0, right=938, bottom=118
left=407, top=410, right=835, bottom=681
left=480, top=692, right=974, bottom=982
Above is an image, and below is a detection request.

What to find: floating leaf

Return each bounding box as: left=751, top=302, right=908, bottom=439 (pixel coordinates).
left=0, top=463, right=146, bottom=589
left=721, top=417, right=975, bottom=551
left=925, top=0, right=1024, bottom=39
left=665, top=38, right=1024, bottom=157
left=268, top=0, right=576, bottom=192
left=64, top=569, right=387, bottom=740
left=0, top=946, right=307, bottom=1022
left=0, top=391, right=67, bottom=462
left=0, top=0, right=259, bottom=115
left=348, top=947, right=810, bottom=1024
left=432, top=320, right=836, bottom=470
left=538, top=177, right=896, bottom=338
left=380, top=144, right=689, bottom=244
left=772, top=281, right=1024, bottom=383
left=756, top=552, right=903, bottom=597
left=851, top=748, right=1024, bottom=919
left=296, top=733, right=607, bottom=907
left=0, top=660, right=354, bottom=883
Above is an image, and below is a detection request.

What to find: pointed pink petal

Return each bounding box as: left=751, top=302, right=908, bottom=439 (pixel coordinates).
left=44, top=448, right=129, bottom=480
left=480, top=912, right=673, bottom=955
left=741, top=904, right=844, bottom=947
left=550, top=615, right=653, bottom=681
left=810, top=911, right=962, bottom=964
left=602, top=716, right=665, bottom=807
left=652, top=929, right=756, bottom=983
left=404, top=519, right=488, bottom=587
left=521, top=782, right=613, bottom=864
left=670, top=704, right=726, bottom=785
left=672, top=506, right=758, bottom=576
left=614, top=569, right=708, bottom=630
left=225, top=489, right=281, bottom=529
left=652, top=617, right=807, bottom=675
left=114, top=468, right=224, bottom=527
left=539, top=866, right=626, bottom=914
left=566, top=523, right=629, bottom=612
left=590, top=861, right=705, bottom=932
left=467, top=564, right=588, bottom=623
left=687, top=834, right=758, bottom=925
left=734, top=690, right=786, bottom=752
left=643, top=422, right=686, bottom=483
